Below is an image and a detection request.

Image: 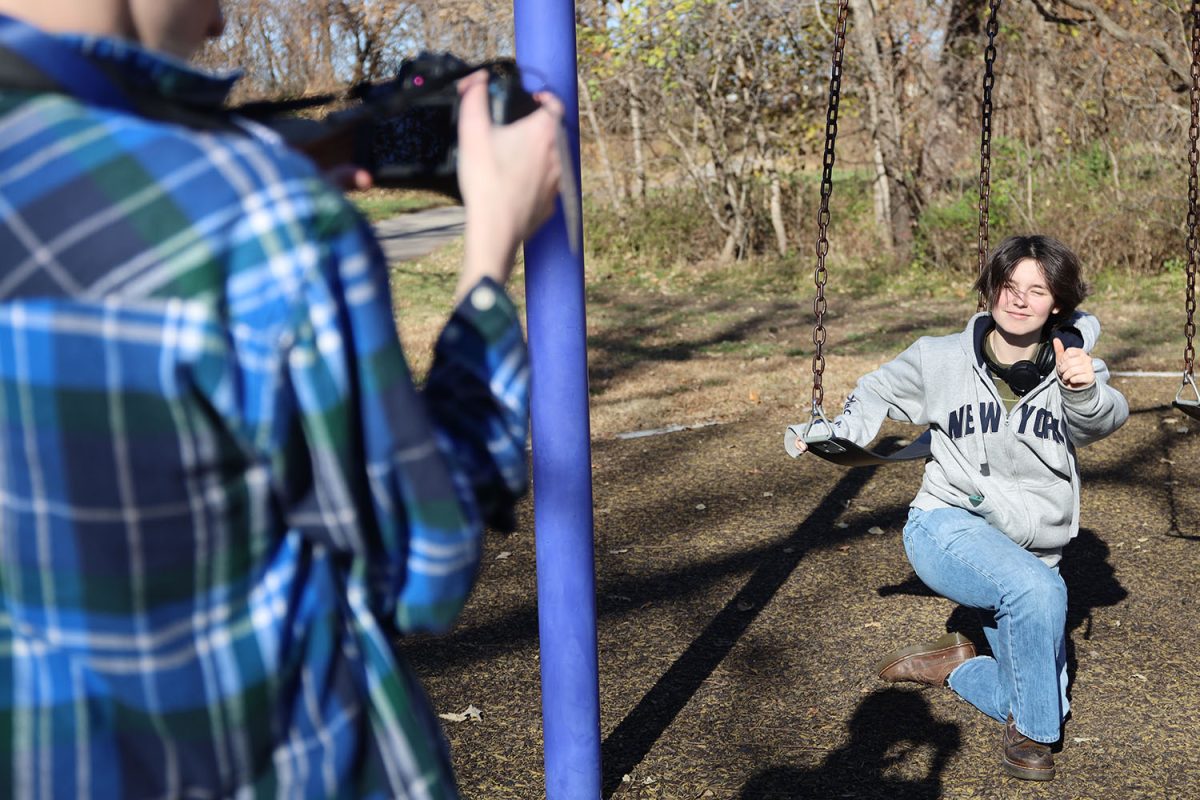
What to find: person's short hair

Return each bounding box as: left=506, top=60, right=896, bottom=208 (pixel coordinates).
left=974, top=234, right=1089, bottom=325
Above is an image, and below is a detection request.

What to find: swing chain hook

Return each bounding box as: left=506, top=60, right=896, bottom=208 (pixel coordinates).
left=812, top=0, right=851, bottom=417
left=1185, top=0, right=1200, bottom=378
left=976, top=0, right=1002, bottom=309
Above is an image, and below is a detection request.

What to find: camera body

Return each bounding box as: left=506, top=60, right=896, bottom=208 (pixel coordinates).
left=349, top=52, right=541, bottom=197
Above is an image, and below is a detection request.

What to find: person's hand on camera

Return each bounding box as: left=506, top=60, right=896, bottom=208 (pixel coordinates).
left=324, top=165, right=374, bottom=192
left=455, top=69, right=563, bottom=301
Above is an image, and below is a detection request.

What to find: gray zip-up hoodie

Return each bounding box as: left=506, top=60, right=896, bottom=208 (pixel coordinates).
left=810, top=311, right=1128, bottom=566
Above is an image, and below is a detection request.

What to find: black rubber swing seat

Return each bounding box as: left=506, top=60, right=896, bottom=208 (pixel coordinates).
left=1174, top=376, right=1200, bottom=421
left=786, top=423, right=933, bottom=467
left=1174, top=400, right=1200, bottom=421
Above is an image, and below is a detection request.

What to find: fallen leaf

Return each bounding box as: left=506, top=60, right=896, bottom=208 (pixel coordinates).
left=695, top=503, right=707, bottom=510
left=834, top=522, right=849, bottom=529
left=762, top=491, right=774, bottom=497
left=438, top=704, right=483, bottom=723
left=748, top=390, right=761, bottom=403
left=863, top=621, right=881, bottom=629
left=495, top=551, right=512, bottom=560
left=867, top=526, right=885, bottom=535
left=736, top=601, right=754, bottom=612
left=1133, top=673, right=1147, bottom=681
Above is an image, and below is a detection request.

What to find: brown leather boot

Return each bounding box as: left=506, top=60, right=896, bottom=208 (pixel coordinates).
left=875, top=632, right=975, bottom=686
left=1002, top=714, right=1055, bottom=781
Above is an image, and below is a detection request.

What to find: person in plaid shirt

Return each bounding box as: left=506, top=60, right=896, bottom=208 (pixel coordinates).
left=0, top=2, right=563, bottom=797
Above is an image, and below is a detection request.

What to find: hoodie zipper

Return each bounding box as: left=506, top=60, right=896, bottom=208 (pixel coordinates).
left=976, top=363, right=1046, bottom=546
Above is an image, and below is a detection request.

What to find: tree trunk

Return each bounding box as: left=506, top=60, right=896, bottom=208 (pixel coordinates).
left=871, top=139, right=891, bottom=232
left=621, top=75, right=647, bottom=202
left=755, top=120, right=788, bottom=255
left=579, top=75, right=624, bottom=211
left=918, top=0, right=986, bottom=195
left=846, top=0, right=915, bottom=253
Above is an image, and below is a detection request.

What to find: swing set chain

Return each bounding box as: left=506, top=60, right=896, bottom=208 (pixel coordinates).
left=811, top=0, right=851, bottom=416
left=1185, top=0, right=1200, bottom=377
left=976, top=0, right=1002, bottom=309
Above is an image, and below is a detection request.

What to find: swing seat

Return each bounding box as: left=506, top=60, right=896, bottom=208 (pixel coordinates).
left=785, top=422, right=933, bottom=467
left=1173, top=400, right=1200, bottom=421
left=1175, top=376, right=1200, bottom=421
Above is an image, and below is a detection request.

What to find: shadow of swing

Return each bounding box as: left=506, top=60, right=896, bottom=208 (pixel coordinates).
left=599, top=464, right=880, bottom=797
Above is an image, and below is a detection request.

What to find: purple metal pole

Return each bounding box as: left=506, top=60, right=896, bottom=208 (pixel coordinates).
left=513, top=1, right=601, bottom=798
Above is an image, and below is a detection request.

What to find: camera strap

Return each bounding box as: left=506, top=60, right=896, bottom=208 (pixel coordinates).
left=0, top=16, right=243, bottom=134
left=0, top=14, right=134, bottom=112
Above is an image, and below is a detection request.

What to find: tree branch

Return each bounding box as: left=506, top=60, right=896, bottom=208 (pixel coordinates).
left=1037, top=0, right=1190, bottom=87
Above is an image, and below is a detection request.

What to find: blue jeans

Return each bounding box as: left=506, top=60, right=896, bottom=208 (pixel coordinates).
left=903, top=506, right=1069, bottom=744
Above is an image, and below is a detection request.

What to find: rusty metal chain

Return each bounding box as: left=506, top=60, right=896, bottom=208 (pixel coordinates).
left=1185, top=0, right=1200, bottom=377
left=976, top=0, right=1002, bottom=309
left=811, top=0, right=851, bottom=416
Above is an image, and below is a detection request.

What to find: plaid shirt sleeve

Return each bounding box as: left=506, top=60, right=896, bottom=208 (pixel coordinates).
left=282, top=202, right=530, bottom=633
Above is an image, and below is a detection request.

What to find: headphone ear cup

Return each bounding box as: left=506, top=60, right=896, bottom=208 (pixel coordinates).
left=1036, top=339, right=1056, bottom=376
left=1005, top=361, right=1043, bottom=396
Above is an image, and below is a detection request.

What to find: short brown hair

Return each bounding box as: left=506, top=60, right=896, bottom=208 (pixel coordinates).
left=974, top=234, right=1089, bottom=326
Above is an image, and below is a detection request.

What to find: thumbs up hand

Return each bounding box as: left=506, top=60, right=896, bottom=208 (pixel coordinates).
left=1053, top=337, right=1095, bottom=390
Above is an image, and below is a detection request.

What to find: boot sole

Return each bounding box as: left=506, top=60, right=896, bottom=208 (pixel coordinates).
left=874, top=632, right=972, bottom=677
left=1002, top=757, right=1055, bottom=781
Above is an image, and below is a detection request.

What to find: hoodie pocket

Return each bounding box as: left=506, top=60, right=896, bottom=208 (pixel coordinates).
left=1019, top=476, right=1074, bottom=547
left=964, top=489, right=1031, bottom=547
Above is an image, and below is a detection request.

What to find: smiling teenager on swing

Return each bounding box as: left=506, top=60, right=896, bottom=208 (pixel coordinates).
left=789, top=234, right=1128, bottom=780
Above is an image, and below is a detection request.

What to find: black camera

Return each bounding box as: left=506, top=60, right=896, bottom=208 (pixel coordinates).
left=357, top=53, right=541, bottom=196
left=262, top=52, right=541, bottom=199
left=248, top=52, right=578, bottom=251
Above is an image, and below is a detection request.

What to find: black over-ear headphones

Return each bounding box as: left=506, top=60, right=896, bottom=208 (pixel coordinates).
left=983, top=338, right=1056, bottom=397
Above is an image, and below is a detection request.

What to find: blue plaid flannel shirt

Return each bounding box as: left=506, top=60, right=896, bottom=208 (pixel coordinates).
left=0, top=28, right=529, bottom=799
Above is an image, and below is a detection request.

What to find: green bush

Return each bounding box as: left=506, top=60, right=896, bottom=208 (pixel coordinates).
left=913, top=140, right=1183, bottom=276
left=585, top=190, right=725, bottom=269
left=581, top=141, right=1186, bottom=292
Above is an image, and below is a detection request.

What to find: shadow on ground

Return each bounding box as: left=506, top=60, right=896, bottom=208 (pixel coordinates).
left=403, top=372, right=1200, bottom=800
left=739, top=689, right=960, bottom=800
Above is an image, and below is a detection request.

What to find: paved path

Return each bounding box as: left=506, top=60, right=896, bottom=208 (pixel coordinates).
left=372, top=205, right=464, bottom=262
